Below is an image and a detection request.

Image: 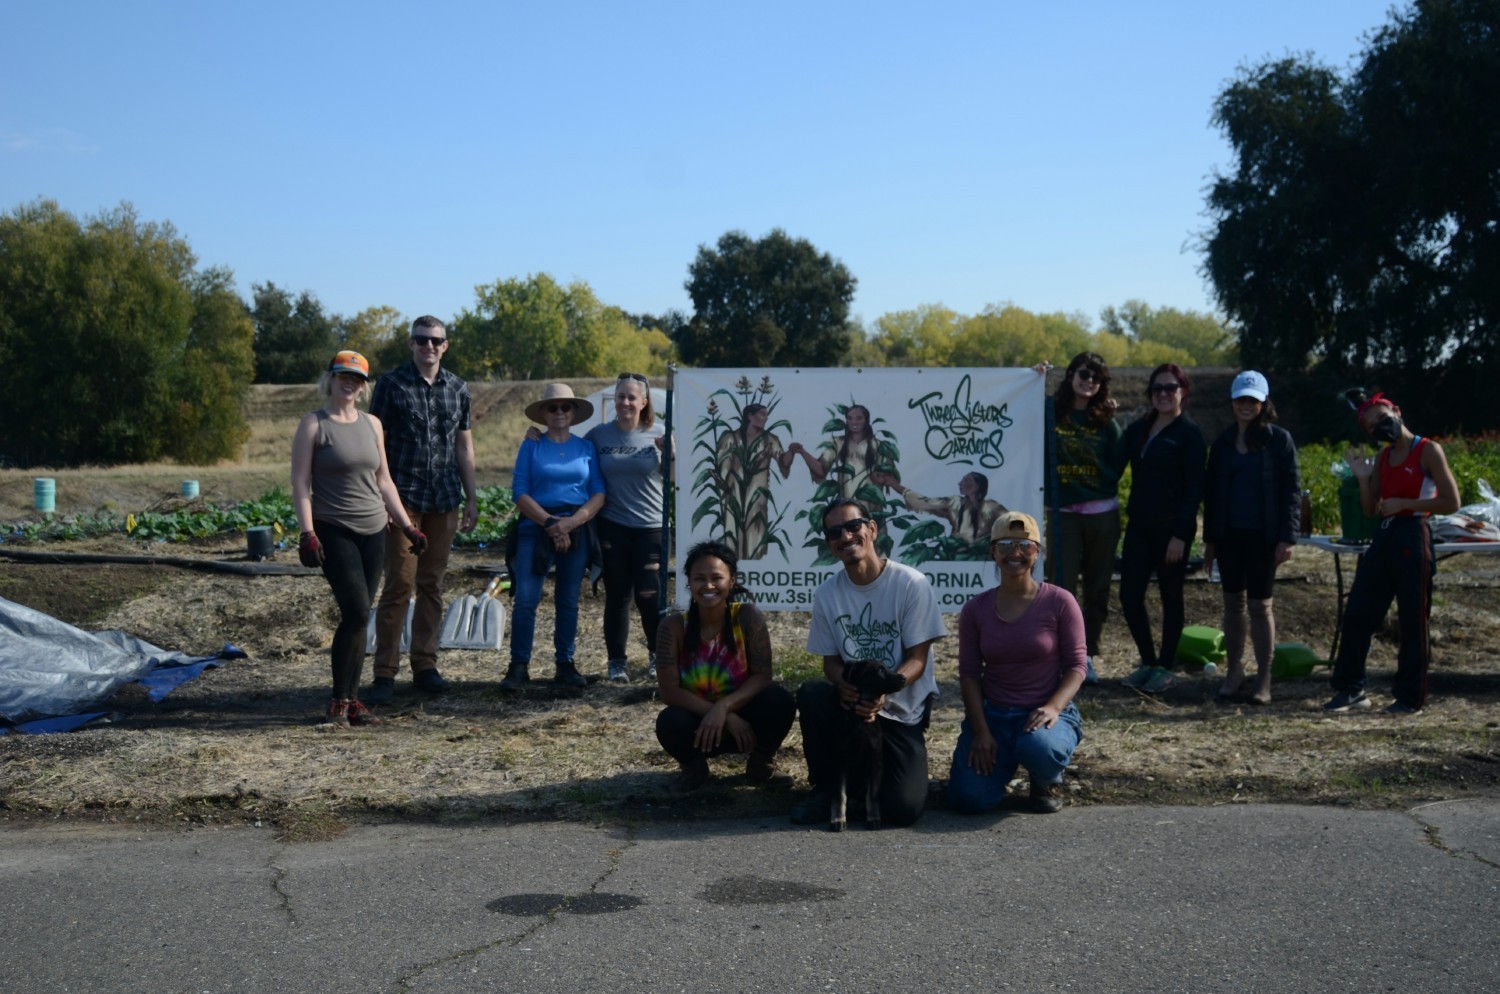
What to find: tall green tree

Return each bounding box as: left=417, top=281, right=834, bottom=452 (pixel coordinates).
left=1203, top=0, right=1500, bottom=425
left=1100, top=300, right=1236, bottom=365
left=250, top=282, right=338, bottom=383
left=0, top=199, right=253, bottom=466
left=455, top=273, right=673, bottom=380
left=338, top=304, right=409, bottom=375
left=868, top=304, right=961, bottom=366
left=678, top=229, right=857, bottom=367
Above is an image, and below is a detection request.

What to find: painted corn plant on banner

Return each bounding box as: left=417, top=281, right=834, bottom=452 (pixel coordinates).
left=673, top=368, right=1045, bottom=611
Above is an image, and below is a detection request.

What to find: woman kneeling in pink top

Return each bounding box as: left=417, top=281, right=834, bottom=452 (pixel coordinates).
left=948, top=511, right=1087, bottom=814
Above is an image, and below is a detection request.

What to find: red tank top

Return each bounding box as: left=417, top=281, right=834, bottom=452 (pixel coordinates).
left=1379, top=436, right=1435, bottom=514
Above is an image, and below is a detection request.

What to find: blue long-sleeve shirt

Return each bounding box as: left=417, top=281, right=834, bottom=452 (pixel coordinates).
left=513, top=435, right=605, bottom=510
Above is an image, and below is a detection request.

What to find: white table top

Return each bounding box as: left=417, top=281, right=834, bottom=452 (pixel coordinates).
left=1297, top=534, right=1500, bottom=555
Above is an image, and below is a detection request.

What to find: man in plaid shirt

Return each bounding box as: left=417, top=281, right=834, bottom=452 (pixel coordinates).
left=366, top=315, right=479, bottom=702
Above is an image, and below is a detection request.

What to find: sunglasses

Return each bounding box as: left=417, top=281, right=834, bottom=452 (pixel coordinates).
left=617, top=372, right=647, bottom=383
left=545, top=403, right=573, bottom=414
left=1149, top=383, right=1181, bottom=395
left=1074, top=369, right=1101, bottom=383
left=992, top=538, right=1038, bottom=551
left=822, top=517, right=873, bottom=541
left=411, top=334, right=447, bottom=347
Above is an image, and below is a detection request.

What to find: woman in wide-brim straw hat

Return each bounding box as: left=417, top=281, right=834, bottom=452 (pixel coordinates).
left=502, top=383, right=606, bottom=689
left=291, top=350, right=427, bottom=727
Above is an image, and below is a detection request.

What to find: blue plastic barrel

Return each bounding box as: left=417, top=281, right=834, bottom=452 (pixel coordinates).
left=181, top=480, right=200, bottom=499
left=34, top=478, right=56, bottom=513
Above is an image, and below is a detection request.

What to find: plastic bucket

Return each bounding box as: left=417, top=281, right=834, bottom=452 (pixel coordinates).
left=1338, top=476, right=1379, bottom=543
left=246, top=526, right=274, bottom=560
left=33, top=477, right=56, bottom=513
left=180, top=480, right=200, bottom=499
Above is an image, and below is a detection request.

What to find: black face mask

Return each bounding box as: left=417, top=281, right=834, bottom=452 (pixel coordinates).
left=1370, top=415, right=1402, bottom=444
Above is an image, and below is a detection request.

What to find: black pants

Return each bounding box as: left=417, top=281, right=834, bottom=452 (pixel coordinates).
left=795, top=680, right=931, bottom=828
left=655, top=684, right=796, bottom=765
left=1332, top=516, right=1433, bottom=708
left=315, top=519, right=386, bottom=699
left=1119, top=518, right=1189, bottom=668
left=597, top=518, right=663, bottom=662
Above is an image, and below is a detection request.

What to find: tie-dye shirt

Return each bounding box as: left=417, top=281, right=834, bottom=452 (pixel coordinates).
left=677, top=605, right=749, bottom=702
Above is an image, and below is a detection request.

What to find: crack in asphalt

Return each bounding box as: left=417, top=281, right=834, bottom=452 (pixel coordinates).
left=392, top=825, right=639, bottom=993
left=1407, top=803, right=1500, bottom=870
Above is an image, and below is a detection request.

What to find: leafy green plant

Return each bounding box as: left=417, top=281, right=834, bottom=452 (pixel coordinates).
left=3, top=484, right=520, bottom=548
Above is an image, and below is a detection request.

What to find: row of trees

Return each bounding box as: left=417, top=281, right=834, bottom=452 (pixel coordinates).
left=0, top=203, right=1233, bottom=467
left=1203, top=0, right=1499, bottom=430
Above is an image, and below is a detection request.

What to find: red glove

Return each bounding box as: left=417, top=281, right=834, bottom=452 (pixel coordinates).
left=298, top=531, right=324, bottom=568
left=403, top=524, right=428, bottom=556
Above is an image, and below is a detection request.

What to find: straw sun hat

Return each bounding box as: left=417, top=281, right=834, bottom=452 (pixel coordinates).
left=524, top=383, right=595, bottom=426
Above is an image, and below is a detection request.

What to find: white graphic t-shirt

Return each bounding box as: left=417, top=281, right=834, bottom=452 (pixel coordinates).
left=806, top=560, right=947, bottom=726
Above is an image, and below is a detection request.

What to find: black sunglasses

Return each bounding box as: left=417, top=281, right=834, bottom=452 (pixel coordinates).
left=412, top=334, right=447, bottom=347
left=618, top=372, right=647, bottom=383
left=1074, top=369, right=1101, bottom=383
left=1149, top=382, right=1181, bottom=395
left=545, top=403, right=573, bottom=414
left=822, top=517, right=872, bottom=541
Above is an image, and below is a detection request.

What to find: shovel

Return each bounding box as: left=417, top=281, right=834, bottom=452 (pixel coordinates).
left=437, top=575, right=508, bottom=650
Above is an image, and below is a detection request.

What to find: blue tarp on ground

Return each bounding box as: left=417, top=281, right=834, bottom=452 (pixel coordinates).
left=0, top=595, right=243, bottom=734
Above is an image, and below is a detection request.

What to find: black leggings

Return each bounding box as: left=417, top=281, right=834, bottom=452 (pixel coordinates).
left=315, top=519, right=386, bottom=699
left=1119, top=518, right=1189, bottom=668
left=597, top=518, right=663, bottom=661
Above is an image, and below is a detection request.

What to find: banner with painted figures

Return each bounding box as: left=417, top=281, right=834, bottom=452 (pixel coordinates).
left=672, top=368, right=1045, bottom=611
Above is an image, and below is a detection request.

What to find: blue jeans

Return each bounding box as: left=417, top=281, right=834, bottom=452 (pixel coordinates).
left=509, top=523, right=589, bottom=667
left=948, top=701, right=1083, bottom=813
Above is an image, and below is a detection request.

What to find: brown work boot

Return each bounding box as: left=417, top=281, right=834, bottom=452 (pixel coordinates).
left=346, top=699, right=381, bottom=726
left=324, top=698, right=350, bottom=728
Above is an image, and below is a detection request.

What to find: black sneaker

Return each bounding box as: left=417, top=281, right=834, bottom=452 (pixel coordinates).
left=365, top=677, right=395, bottom=705
left=789, top=789, right=831, bottom=825
left=413, top=668, right=450, bottom=693
left=1382, top=701, right=1423, bottom=715
left=1322, top=690, right=1371, bottom=713
left=1030, top=780, right=1065, bottom=814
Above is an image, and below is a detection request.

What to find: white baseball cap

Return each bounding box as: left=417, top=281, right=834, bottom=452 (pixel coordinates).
left=1231, top=370, right=1269, bottom=402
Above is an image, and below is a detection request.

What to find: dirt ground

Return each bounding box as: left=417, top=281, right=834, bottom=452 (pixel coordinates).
left=2, top=532, right=1498, bottom=835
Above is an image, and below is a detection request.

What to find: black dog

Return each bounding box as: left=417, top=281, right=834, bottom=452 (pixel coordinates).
left=829, top=659, right=908, bottom=832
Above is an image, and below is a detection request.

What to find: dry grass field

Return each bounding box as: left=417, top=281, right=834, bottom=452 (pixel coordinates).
left=1, top=384, right=1498, bottom=837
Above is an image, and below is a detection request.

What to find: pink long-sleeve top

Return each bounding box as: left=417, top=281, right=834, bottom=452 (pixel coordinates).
left=957, top=583, right=1088, bottom=709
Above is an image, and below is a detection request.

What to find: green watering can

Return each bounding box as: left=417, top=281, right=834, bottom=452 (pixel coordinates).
left=1175, top=626, right=1227, bottom=669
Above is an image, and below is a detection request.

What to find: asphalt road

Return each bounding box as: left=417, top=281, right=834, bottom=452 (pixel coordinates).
left=3, top=800, right=1497, bottom=994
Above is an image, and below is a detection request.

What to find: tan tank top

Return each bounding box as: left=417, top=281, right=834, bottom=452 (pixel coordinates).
left=310, top=411, right=388, bottom=535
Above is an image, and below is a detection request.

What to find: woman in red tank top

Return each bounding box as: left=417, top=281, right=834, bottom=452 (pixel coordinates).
left=1324, top=392, right=1459, bottom=715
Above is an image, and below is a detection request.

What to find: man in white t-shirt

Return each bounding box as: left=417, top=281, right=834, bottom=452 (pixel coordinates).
left=792, top=498, right=948, bottom=827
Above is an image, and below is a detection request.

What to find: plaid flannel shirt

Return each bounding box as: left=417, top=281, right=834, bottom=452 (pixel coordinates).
left=369, top=361, right=472, bottom=513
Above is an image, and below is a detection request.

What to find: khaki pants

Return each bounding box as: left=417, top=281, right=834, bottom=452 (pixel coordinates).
left=373, top=507, right=459, bottom=678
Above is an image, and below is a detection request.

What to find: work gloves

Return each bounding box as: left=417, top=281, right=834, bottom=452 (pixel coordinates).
left=298, top=531, right=324, bottom=568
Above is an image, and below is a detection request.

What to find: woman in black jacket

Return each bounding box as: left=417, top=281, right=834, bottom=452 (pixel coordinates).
left=1120, top=363, right=1206, bottom=693
left=1202, top=371, right=1300, bottom=705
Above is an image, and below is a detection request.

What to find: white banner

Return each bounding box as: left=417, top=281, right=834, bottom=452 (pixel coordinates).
left=670, top=368, right=1045, bottom=611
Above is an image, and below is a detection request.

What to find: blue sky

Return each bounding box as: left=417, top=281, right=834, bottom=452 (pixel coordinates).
left=2, top=1, right=1393, bottom=331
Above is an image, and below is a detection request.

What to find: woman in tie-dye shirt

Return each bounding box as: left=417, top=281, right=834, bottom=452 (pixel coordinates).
left=654, top=541, right=795, bottom=792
